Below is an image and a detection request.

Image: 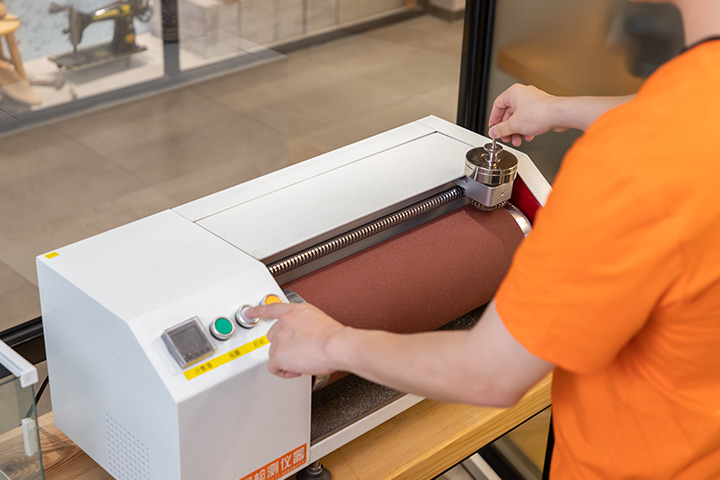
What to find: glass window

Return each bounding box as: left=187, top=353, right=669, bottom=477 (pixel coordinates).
left=486, top=0, right=682, bottom=181
left=0, top=1, right=464, bottom=332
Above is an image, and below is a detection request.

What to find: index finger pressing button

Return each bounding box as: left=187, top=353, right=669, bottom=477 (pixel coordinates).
left=236, top=305, right=260, bottom=329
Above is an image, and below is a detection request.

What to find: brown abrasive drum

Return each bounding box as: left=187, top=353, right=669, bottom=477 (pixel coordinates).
left=281, top=204, right=525, bottom=384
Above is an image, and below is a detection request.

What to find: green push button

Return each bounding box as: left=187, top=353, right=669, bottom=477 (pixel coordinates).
left=210, top=317, right=235, bottom=340
left=215, top=318, right=233, bottom=334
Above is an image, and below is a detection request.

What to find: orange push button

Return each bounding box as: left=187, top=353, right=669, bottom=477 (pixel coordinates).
left=262, top=294, right=282, bottom=305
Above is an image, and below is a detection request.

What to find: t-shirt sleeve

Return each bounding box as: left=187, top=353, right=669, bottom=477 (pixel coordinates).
left=495, top=138, right=681, bottom=374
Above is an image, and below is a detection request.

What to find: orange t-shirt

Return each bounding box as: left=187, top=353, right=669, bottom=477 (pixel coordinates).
left=495, top=40, right=720, bottom=479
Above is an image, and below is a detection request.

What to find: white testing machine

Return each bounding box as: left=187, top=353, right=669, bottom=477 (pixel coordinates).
left=37, top=116, right=551, bottom=480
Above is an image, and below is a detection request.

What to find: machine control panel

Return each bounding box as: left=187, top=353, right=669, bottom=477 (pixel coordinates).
left=163, top=293, right=283, bottom=368
left=161, top=317, right=217, bottom=369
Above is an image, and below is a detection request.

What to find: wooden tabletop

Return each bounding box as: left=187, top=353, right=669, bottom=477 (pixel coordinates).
left=5, top=375, right=551, bottom=480
left=314, top=375, right=551, bottom=479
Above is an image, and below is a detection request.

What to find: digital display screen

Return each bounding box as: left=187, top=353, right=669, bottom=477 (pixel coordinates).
left=162, top=318, right=215, bottom=368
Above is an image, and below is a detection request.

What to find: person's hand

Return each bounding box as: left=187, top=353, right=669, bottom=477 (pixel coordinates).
left=247, top=302, right=347, bottom=378
left=488, top=84, right=567, bottom=147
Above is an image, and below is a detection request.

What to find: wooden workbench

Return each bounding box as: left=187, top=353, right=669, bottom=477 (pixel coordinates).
left=7, top=375, right=550, bottom=480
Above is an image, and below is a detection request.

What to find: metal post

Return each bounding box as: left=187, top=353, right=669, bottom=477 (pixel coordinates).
left=161, top=0, right=180, bottom=76
left=456, top=0, right=497, bottom=134
left=542, top=414, right=555, bottom=480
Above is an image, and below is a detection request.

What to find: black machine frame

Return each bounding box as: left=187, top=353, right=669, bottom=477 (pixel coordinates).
left=456, top=0, right=496, bottom=135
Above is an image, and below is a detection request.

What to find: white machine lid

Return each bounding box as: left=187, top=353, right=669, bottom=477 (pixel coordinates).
left=191, top=129, right=472, bottom=262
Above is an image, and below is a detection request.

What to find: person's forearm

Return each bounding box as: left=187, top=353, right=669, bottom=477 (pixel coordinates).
left=254, top=301, right=554, bottom=407
left=551, top=94, right=635, bottom=131
left=323, top=303, right=553, bottom=407
left=325, top=328, right=516, bottom=406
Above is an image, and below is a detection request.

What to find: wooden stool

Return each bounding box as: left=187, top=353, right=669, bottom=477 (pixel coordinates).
left=0, top=14, right=26, bottom=80
left=0, top=13, right=42, bottom=105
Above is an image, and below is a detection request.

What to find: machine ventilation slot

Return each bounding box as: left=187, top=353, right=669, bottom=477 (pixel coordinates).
left=106, top=414, right=151, bottom=480
left=267, top=186, right=465, bottom=276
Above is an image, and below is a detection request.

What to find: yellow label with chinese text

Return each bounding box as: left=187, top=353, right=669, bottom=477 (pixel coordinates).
left=184, top=335, right=269, bottom=381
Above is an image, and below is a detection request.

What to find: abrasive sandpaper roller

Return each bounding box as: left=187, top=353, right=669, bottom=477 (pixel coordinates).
left=282, top=204, right=525, bottom=386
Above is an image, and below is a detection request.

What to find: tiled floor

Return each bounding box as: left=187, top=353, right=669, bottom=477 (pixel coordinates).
left=0, top=14, right=463, bottom=332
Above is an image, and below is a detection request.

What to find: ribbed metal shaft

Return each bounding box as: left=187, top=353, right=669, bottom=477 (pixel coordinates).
left=267, top=186, right=464, bottom=277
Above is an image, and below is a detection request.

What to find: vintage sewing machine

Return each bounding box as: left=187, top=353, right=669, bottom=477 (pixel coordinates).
left=48, top=0, right=152, bottom=69
left=37, top=117, right=551, bottom=480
